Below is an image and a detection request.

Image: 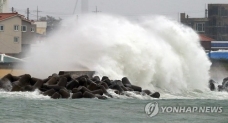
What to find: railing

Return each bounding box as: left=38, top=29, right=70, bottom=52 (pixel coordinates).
left=211, top=41, right=228, bottom=49
left=0, top=54, right=25, bottom=63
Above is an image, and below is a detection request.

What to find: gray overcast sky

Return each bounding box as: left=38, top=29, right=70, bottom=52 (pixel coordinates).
left=9, top=0, right=228, bottom=21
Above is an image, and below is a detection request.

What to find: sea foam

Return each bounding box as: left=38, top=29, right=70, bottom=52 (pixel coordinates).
left=23, top=14, right=212, bottom=97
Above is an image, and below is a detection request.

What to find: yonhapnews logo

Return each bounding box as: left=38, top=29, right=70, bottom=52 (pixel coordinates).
left=145, top=102, right=223, bottom=118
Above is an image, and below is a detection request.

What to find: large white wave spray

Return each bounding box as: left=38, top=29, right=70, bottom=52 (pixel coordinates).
left=24, top=14, right=211, bottom=95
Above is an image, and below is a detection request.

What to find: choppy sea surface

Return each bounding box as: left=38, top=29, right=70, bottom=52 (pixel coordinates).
left=0, top=91, right=227, bottom=123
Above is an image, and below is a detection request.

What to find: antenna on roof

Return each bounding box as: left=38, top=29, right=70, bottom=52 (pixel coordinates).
left=205, top=3, right=208, bottom=18
left=27, top=8, right=30, bottom=20
left=11, top=7, right=15, bottom=12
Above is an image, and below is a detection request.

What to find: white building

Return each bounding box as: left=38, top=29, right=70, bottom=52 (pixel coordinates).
left=34, top=21, right=47, bottom=35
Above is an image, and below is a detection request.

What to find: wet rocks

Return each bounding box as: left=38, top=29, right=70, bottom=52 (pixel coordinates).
left=72, top=92, right=83, bottom=99
left=209, top=79, right=216, bottom=91
left=0, top=72, right=160, bottom=100
left=210, top=78, right=228, bottom=92
left=150, top=92, right=160, bottom=98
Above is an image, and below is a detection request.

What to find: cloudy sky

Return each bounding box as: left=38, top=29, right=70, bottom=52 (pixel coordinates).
left=9, top=0, right=228, bottom=21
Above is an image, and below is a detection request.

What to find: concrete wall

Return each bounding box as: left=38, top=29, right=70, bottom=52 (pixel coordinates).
left=36, top=27, right=46, bottom=35
left=0, top=16, right=22, bottom=53
left=21, top=21, right=37, bottom=44
left=180, top=13, right=208, bottom=34
left=207, top=4, right=228, bottom=40
left=0, top=69, right=25, bottom=78
left=34, top=21, right=47, bottom=35
left=208, top=4, right=228, bottom=17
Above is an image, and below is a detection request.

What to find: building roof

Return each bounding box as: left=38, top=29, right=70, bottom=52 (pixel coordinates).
left=185, top=18, right=208, bottom=22
left=0, top=13, right=18, bottom=21
left=199, top=34, right=214, bottom=41
left=0, top=12, right=33, bottom=23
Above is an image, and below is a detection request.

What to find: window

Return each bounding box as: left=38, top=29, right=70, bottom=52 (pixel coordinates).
left=21, top=25, right=27, bottom=32
left=14, top=25, right=19, bottom=31
left=31, top=27, right=35, bottom=32
left=0, top=25, right=4, bottom=31
left=195, top=23, right=205, bottom=32
left=14, top=37, right=19, bottom=43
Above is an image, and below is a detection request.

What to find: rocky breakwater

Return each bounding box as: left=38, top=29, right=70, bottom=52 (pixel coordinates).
left=209, top=77, right=228, bottom=92
left=0, top=72, right=160, bottom=99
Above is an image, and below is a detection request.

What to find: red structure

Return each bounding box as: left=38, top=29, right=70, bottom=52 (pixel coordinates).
left=199, top=34, right=214, bottom=51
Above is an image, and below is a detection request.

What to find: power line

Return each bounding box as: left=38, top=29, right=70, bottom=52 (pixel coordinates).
left=30, top=13, right=42, bottom=18
left=35, top=6, right=42, bottom=21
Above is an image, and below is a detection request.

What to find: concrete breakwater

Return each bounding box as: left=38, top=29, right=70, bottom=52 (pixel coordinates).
left=0, top=71, right=160, bottom=99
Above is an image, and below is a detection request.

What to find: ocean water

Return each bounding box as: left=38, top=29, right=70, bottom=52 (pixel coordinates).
left=0, top=92, right=227, bottom=123
left=2, top=14, right=227, bottom=123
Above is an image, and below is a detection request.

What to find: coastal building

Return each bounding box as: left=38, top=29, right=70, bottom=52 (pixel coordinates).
left=37, top=16, right=62, bottom=36
left=0, top=13, right=22, bottom=54
left=180, top=13, right=208, bottom=34
left=199, top=34, right=214, bottom=51
left=180, top=4, right=228, bottom=41
left=207, top=4, right=228, bottom=41
left=180, top=14, right=214, bottom=51
left=0, top=12, right=37, bottom=56
left=34, top=21, right=47, bottom=35
left=21, top=19, right=37, bottom=54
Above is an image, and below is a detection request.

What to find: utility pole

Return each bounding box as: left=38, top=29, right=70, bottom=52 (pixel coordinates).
left=36, top=6, right=42, bottom=21
left=27, top=8, right=29, bottom=20
left=93, top=6, right=101, bottom=14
